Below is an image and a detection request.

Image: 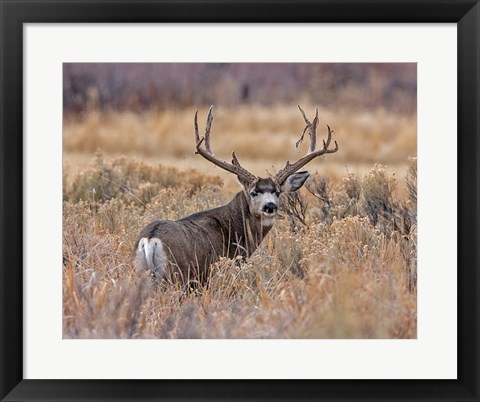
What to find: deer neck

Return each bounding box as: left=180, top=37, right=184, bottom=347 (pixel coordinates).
left=221, top=191, right=273, bottom=259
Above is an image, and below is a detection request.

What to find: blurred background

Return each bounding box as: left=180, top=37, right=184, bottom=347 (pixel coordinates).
left=63, top=63, right=416, bottom=190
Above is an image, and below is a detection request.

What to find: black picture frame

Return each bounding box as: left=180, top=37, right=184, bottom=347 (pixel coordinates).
left=1, top=1, right=479, bottom=401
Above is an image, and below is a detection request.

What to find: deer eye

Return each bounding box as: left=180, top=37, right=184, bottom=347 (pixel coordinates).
left=275, top=191, right=281, bottom=197
left=250, top=191, right=258, bottom=197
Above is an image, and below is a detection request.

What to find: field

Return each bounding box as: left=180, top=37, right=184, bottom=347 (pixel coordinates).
left=63, top=104, right=417, bottom=338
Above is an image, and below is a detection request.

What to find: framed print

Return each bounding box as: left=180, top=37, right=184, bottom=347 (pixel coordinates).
left=1, top=0, right=479, bottom=401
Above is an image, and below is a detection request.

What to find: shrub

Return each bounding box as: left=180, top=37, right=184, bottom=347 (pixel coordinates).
left=64, top=151, right=222, bottom=204
left=63, top=157, right=417, bottom=338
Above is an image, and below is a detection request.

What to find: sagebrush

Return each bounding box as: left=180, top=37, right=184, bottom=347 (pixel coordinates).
left=63, top=155, right=416, bottom=339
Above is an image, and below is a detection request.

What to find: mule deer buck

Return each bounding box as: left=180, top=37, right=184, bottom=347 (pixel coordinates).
left=135, top=106, right=338, bottom=285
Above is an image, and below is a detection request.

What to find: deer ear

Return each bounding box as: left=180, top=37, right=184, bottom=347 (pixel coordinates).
left=237, top=175, right=256, bottom=189
left=281, top=171, right=310, bottom=192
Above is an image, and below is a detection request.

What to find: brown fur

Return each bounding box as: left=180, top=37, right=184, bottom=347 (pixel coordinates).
left=135, top=190, right=273, bottom=285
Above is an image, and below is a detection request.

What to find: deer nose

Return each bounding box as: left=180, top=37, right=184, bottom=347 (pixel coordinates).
left=263, top=202, right=277, bottom=214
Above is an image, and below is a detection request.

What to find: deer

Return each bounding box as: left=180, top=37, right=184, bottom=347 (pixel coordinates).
left=134, top=105, right=338, bottom=285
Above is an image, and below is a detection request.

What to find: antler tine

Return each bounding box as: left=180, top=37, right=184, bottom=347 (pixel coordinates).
left=323, top=124, right=333, bottom=150
left=194, top=110, right=201, bottom=145
left=309, top=107, right=319, bottom=153
left=194, top=106, right=214, bottom=153
left=295, top=105, right=318, bottom=153
left=298, top=104, right=311, bottom=125
left=204, top=105, right=214, bottom=153
left=194, top=106, right=257, bottom=184
left=275, top=106, right=338, bottom=185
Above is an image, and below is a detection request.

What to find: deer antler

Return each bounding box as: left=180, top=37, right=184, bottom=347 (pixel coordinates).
left=195, top=106, right=257, bottom=184
left=274, top=105, right=339, bottom=185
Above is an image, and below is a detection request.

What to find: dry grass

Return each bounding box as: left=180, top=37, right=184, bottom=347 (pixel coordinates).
left=64, top=105, right=416, bottom=166
left=64, top=150, right=222, bottom=205
left=63, top=152, right=417, bottom=338
left=63, top=105, right=416, bottom=338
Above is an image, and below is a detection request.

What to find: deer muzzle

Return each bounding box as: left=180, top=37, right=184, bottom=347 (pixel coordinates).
left=263, top=202, right=277, bottom=214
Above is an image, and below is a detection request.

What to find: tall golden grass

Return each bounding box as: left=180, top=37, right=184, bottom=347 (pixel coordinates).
left=63, top=143, right=417, bottom=338
left=63, top=105, right=416, bottom=338
left=64, top=105, right=416, bottom=165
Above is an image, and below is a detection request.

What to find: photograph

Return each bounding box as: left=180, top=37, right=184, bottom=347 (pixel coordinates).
left=62, top=62, right=418, bottom=339
left=2, top=0, right=479, bottom=399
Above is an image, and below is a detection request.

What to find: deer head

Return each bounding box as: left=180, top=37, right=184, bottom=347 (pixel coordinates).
left=194, top=105, right=339, bottom=226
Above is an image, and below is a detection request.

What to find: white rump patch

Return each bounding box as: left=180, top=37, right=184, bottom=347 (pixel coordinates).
left=136, top=238, right=167, bottom=280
